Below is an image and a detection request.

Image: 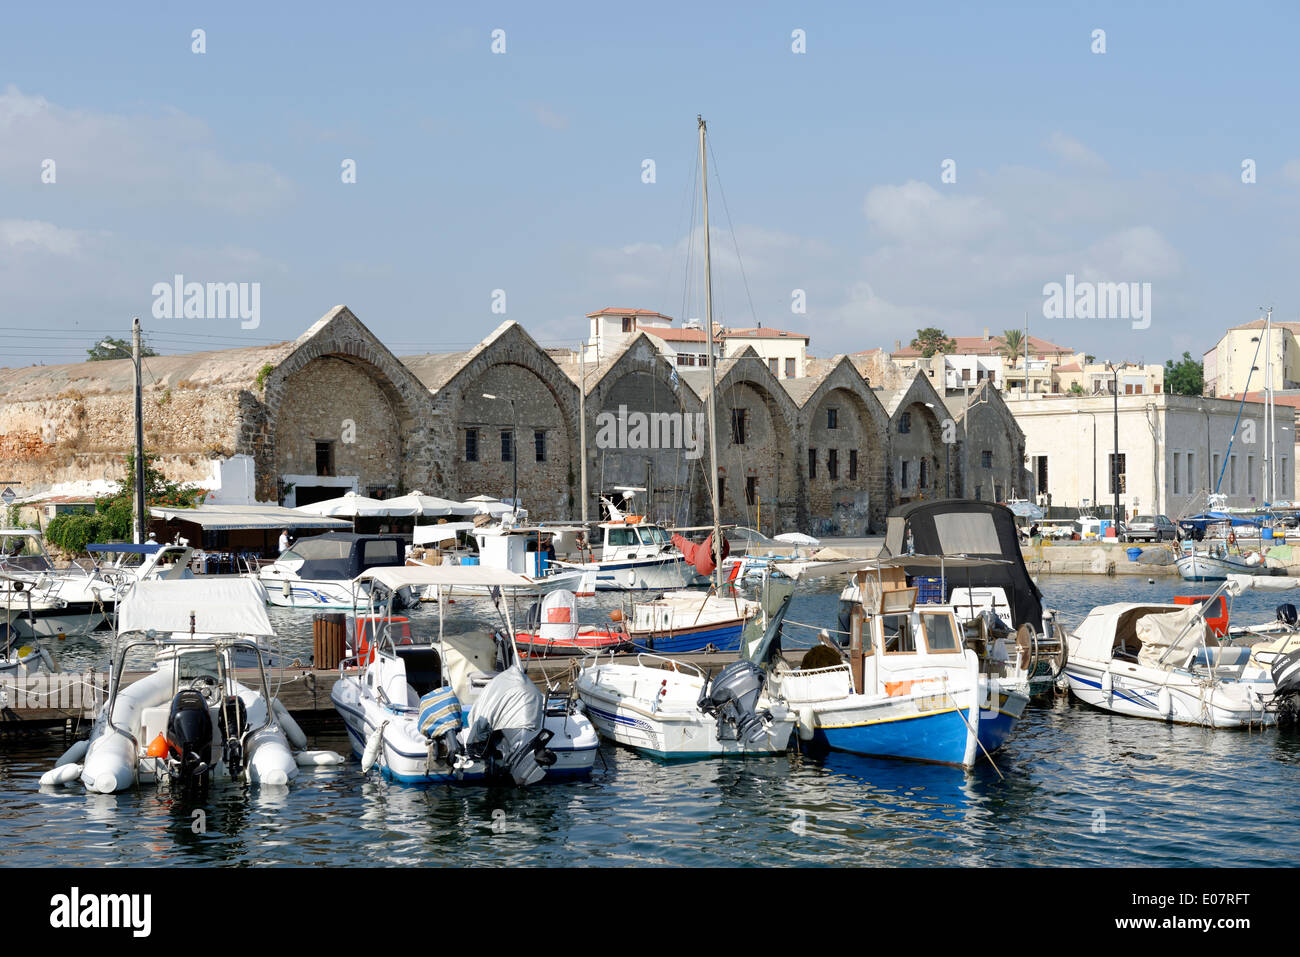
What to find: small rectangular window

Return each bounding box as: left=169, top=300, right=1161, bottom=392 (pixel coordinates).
left=768, top=358, right=778, bottom=375
left=465, top=429, right=478, bottom=462
left=315, top=441, right=334, bottom=477
left=785, top=358, right=795, bottom=378
left=828, top=449, right=839, bottom=480
left=827, top=407, right=838, bottom=430
left=923, top=613, right=960, bottom=653
left=808, top=448, right=817, bottom=479
left=501, top=430, right=514, bottom=463
left=981, top=450, right=993, bottom=469
left=849, top=449, right=858, bottom=481
left=534, top=430, right=546, bottom=463
left=899, top=412, right=911, bottom=434
left=745, top=475, right=757, bottom=505
left=731, top=408, right=747, bottom=445
left=622, top=317, right=635, bottom=333
left=881, top=614, right=917, bottom=654
left=901, top=460, right=910, bottom=487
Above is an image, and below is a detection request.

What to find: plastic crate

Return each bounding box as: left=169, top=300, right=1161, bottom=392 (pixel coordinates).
left=912, top=575, right=945, bottom=604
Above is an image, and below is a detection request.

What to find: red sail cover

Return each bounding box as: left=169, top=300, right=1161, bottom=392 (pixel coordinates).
left=671, top=533, right=730, bottom=576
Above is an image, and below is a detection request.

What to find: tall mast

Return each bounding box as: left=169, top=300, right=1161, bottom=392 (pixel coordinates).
left=579, top=346, right=588, bottom=524
left=1263, top=306, right=1273, bottom=503
left=699, top=115, right=723, bottom=589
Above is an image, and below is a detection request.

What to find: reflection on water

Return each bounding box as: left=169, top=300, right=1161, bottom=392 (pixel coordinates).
left=3, top=575, right=1300, bottom=866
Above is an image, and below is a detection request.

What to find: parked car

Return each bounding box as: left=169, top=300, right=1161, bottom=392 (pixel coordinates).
left=1123, top=514, right=1179, bottom=542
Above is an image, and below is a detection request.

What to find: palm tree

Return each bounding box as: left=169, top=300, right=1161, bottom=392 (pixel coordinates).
left=996, top=329, right=1026, bottom=362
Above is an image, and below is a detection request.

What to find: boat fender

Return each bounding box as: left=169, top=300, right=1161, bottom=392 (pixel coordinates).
left=295, top=750, right=345, bottom=767
left=1100, top=670, right=1113, bottom=697
left=40, top=647, right=60, bottom=673
left=54, top=738, right=90, bottom=768
left=146, top=733, right=171, bottom=758
left=796, top=707, right=816, bottom=742
left=1157, top=686, right=1173, bottom=719
left=361, top=721, right=387, bottom=773
left=39, top=762, right=83, bottom=787
left=272, top=698, right=308, bottom=750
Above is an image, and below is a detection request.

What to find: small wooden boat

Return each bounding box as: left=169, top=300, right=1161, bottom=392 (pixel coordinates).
left=513, top=590, right=629, bottom=658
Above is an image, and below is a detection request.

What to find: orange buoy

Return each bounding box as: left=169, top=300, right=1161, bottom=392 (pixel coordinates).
left=146, top=733, right=170, bottom=758
left=609, top=608, right=624, bottom=623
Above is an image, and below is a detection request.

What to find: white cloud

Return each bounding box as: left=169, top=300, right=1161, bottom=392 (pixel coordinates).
left=530, top=103, right=570, bottom=131
left=0, top=85, right=294, bottom=215
left=1045, top=132, right=1109, bottom=171
left=863, top=180, right=1004, bottom=244
left=0, top=218, right=90, bottom=256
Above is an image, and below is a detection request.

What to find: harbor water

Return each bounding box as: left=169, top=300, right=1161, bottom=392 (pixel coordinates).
left=3, top=575, right=1299, bottom=867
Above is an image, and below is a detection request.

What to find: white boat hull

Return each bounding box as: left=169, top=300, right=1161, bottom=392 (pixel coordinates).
left=1175, top=553, right=1258, bottom=582
left=575, top=662, right=794, bottom=759
left=554, top=556, right=691, bottom=591
left=1064, top=657, right=1274, bottom=728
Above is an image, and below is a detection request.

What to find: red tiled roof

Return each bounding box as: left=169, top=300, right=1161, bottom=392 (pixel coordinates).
left=891, top=334, right=1074, bottom=359
left=721, top=327, right=809, bottom=341
left=1225, top=391, right=1300, bottom=409
left=586, top=307, right=674, bottom=321
left=1229, top=318, right=1300, bottom=334
left=1055, top=362, right=1082, bottom=373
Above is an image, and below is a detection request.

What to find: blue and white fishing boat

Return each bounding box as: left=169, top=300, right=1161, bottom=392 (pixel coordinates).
left=770, top=556, right=1034, bottom=769
left=331, top=565, right=598, bottom=786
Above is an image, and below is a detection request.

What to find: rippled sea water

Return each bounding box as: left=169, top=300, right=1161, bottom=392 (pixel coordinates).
left=4, top=574, right=1300, bottom=866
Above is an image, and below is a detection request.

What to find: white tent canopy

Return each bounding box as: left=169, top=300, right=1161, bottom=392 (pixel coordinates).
left=412, top=522, right=478, bottom=546
left=774, top=532, right=821, bottom=546
left=295, top=491, right=419, bottom=518
left=118, top=579, right=276, bottom=636
left=150, top=504, right=349, bottom=530
left=384, top=491, right=479, bottom=517
left=357, top=565, right=538, bottom=591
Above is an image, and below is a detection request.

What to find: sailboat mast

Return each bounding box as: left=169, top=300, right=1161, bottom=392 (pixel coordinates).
left=699, top=115, right=723, bottom=589
left=1263, top=306, right=1273, bottom=503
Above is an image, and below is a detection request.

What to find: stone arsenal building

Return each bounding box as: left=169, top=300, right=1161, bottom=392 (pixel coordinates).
left=0, top=306, right=1030, bottom=535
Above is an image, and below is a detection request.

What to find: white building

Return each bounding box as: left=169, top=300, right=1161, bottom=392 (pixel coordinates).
left=720, top=327, right=810, bottom=379
left=1007, top=393, right=1290, bottom=519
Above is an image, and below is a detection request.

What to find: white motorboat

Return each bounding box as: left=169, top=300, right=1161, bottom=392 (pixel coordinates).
left=41, top=578, right=339, bottom=792
left=771, top=557, right=1033, bottom=769
left=407, top=522, right=594, bottom=598
left=255, top=532, right=409, bottom=609
left=0, top=529, right=116, bottom=638
left=331, top=565, right=599, bottom=785
left=574, top=584, right=797, bottom=759
left=552, top=503, right=691, bottom=591
left=1063, top=577, right=1276, bottom=728
left=1176, top=543, right=1264, bottom=582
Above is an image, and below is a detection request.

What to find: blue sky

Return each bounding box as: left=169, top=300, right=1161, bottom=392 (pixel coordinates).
left=2, top=1, right=1298, bottom=367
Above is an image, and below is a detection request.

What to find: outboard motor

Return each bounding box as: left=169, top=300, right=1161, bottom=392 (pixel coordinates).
left=1278, top=604, right=1299, bottom=628
left=697, top=660, right=771, bottom=744
left=166, top=689, right=214, bottom=786
left=1269, top=648, right=1300, bottom=724
left=463, top=666, right=556, bottom=786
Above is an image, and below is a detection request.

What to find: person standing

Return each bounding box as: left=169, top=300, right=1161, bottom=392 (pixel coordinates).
left=278, top=529, right=291, bottom=554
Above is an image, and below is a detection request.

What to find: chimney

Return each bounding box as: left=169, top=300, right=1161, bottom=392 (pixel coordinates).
left=983, top=328, right=990, bottom=341
left=895, top=340, right=901, bottom=352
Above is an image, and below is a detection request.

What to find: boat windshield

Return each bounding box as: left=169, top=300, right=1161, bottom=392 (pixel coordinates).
left=607, top=527, right=638, bottom=547
left=282, top=537, right=352, bottom=562
left=637, top=526, right=670, bottom=546
left=0, top=534, right=52, bottom=572
left=176, top=649, right=226, bottom=684
left=921, top=611, right=960, bottom=653
left=880, top=613, right=919, bottom=654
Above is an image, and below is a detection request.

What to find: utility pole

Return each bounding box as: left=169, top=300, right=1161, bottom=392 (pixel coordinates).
left=132, top=317, right=146, bottom=545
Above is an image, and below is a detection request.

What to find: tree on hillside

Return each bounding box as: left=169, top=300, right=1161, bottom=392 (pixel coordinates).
left=910, top=328, right=956, bottom=358
left=1164, top=352, right=1204, bottom=396
left=87, top=336, right=158, bottom=362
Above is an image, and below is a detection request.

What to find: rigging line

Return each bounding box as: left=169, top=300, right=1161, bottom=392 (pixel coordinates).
left=663, top=140, right=702, bottom=324
left=706, top=137, right=760, bottom=330
left=679, top=148, right=701, bottom=334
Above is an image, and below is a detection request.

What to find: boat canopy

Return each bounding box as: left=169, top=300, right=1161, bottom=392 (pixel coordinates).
left=774, top=554, right=1005, bottom=581
left=87, top=543, right=164, bottom=555
left=881, top=499, right=1044, bottom=630
left=356, top=564, right=539, bottom=591
left=1227, top=574, right=1300, bottom=594
left=1069, top=602, right=1185, bottom=661
left=118, top=579, right=276, bottom=636
left=284, top=533, right=405, bottom=580
left=150, top=504, right=350, bottom=530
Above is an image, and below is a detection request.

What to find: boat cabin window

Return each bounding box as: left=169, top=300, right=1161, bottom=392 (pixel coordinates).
left=880, top=613, right=918, bottom=654
left=921, top=612, right=960, bottom=653
left=640, top=526, right=670, bottom=545
left=289, top=537, right=352, bottom=562
left=360, top=539, right=400, bottom=569
left=607, top=527, right=637, bottom=547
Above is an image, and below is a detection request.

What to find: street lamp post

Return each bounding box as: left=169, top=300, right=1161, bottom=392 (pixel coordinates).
left=100, top=318, right=146, bottom=544
left=482, top=393, right=518, bottom=514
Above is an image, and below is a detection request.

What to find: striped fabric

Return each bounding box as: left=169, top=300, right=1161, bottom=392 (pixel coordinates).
left=417, top=687, right=463, bottom=739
